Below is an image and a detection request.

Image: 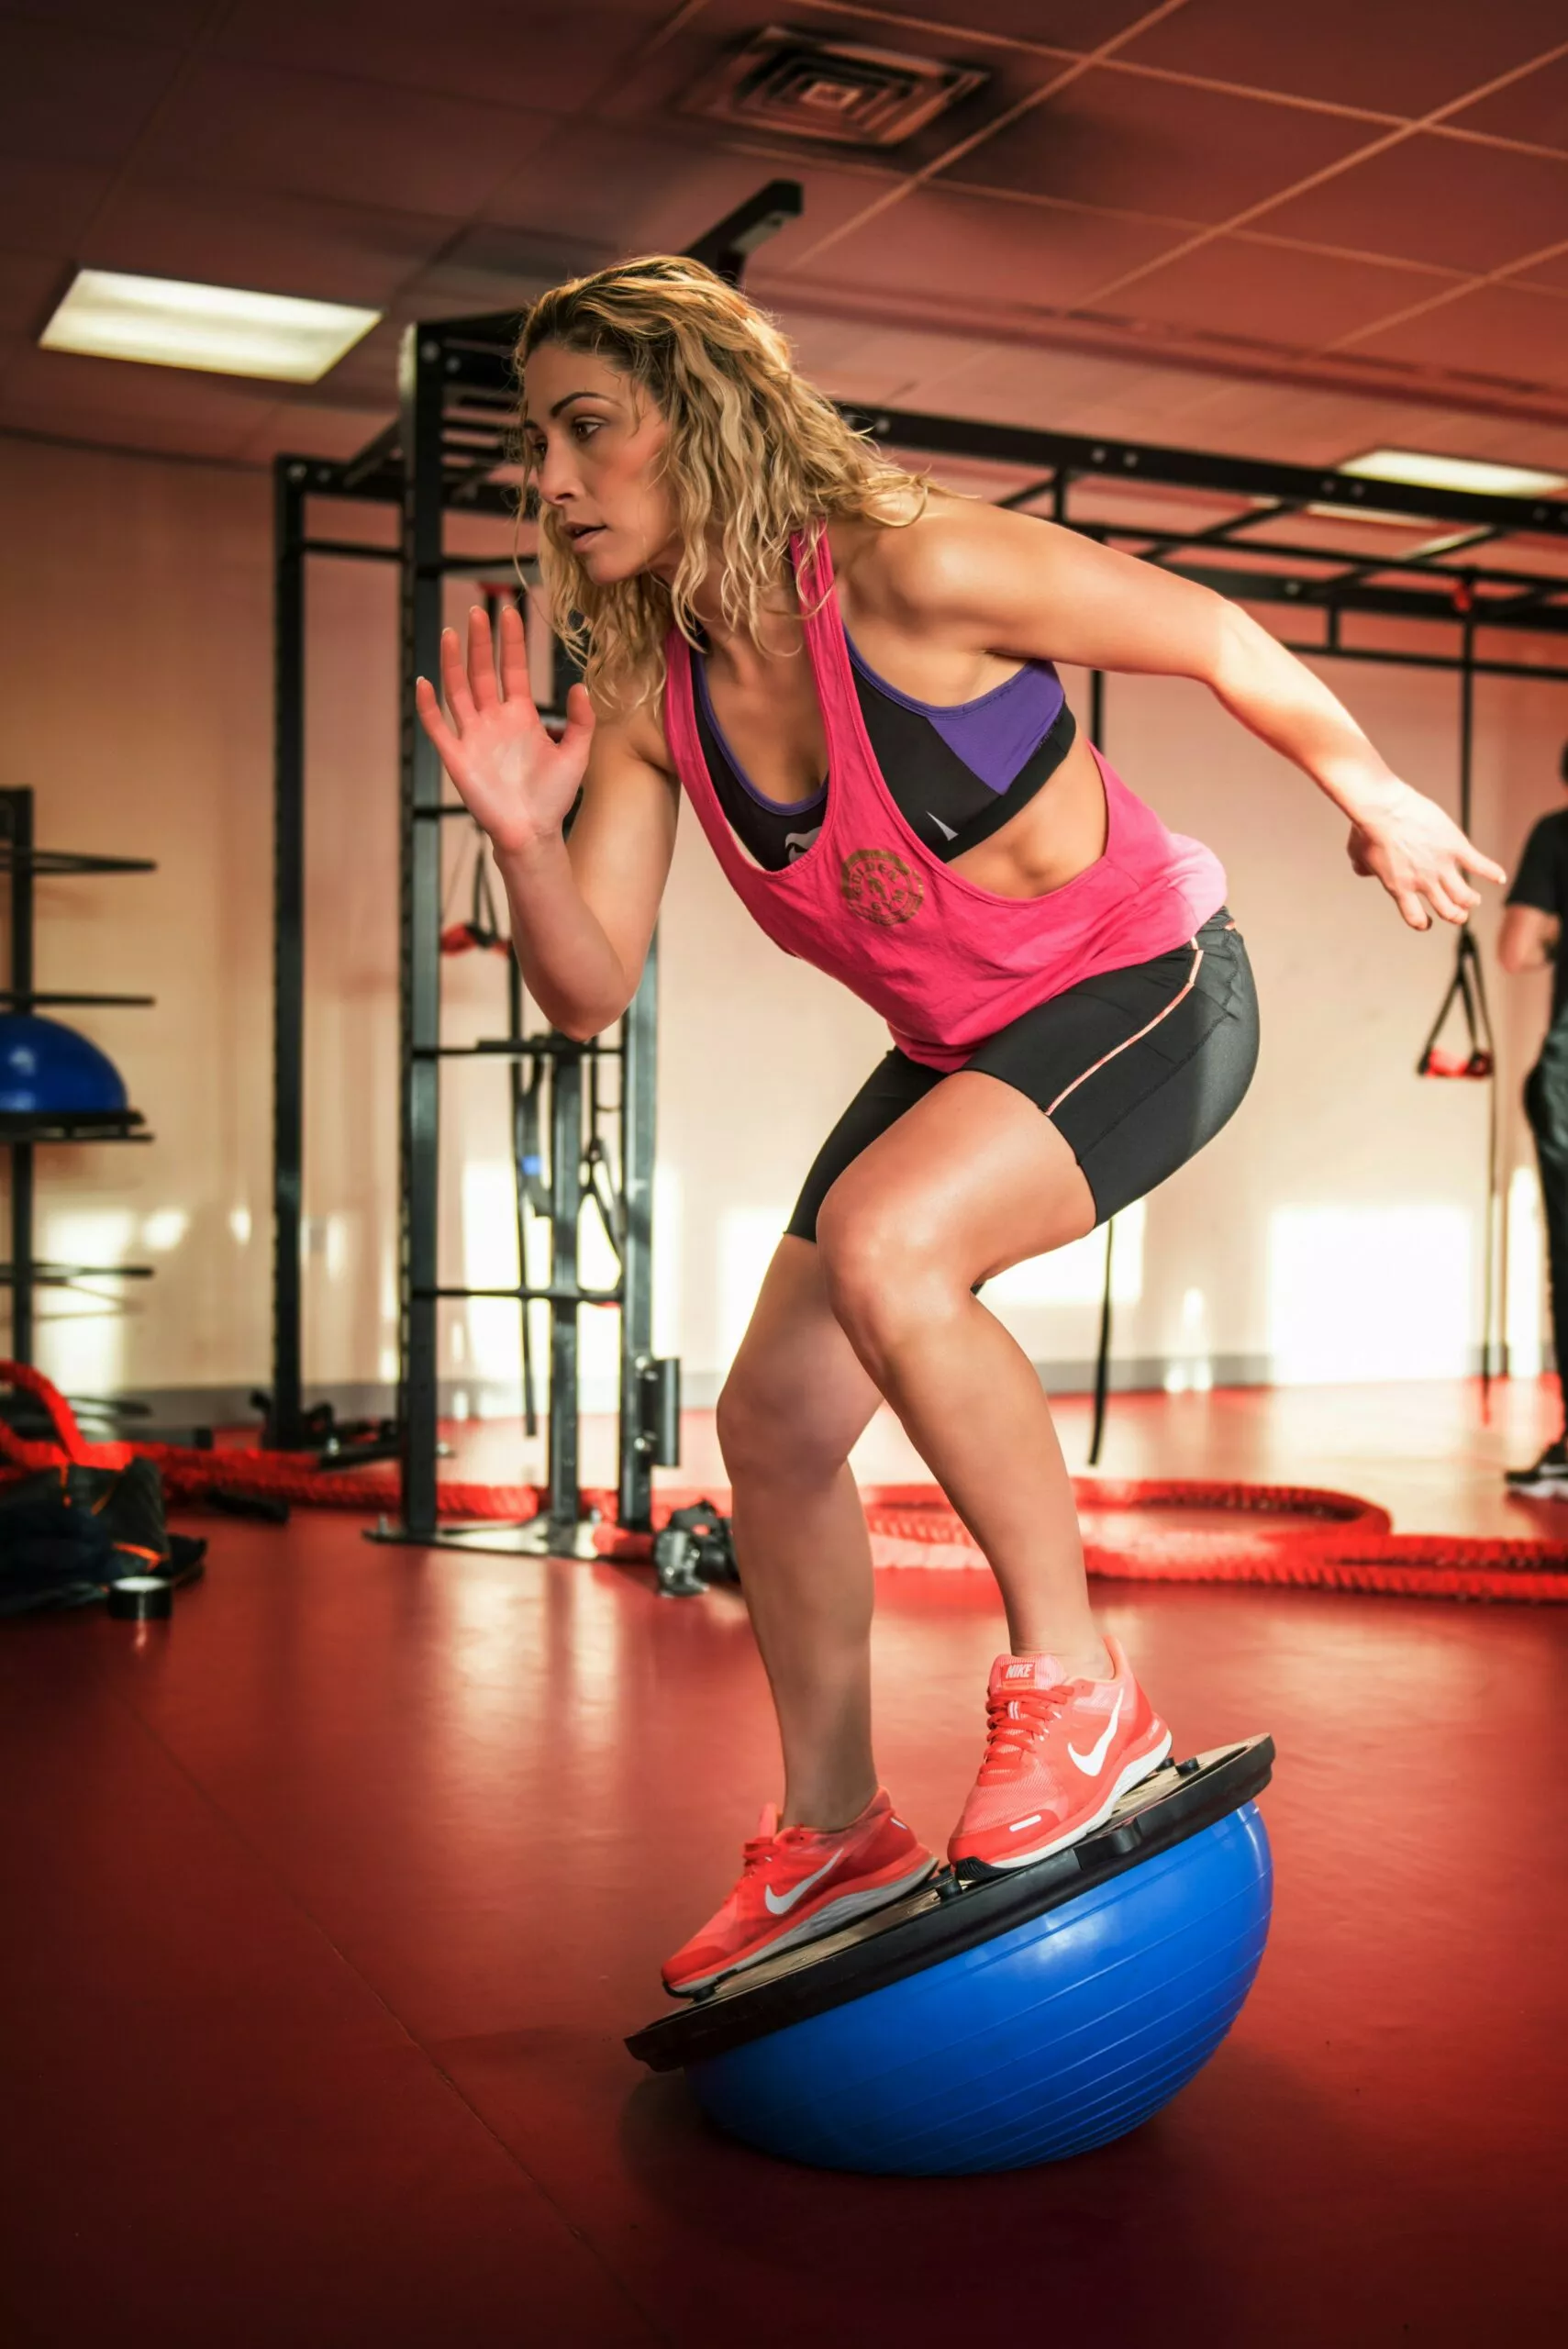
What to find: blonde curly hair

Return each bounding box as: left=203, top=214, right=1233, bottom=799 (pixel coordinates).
left=516, top=256, right=933, bottom=709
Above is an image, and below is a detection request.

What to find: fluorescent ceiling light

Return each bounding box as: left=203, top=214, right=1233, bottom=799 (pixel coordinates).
left=39, top=269, right=380, bottom=384
left=1340, top=448, right=1568, bottom=498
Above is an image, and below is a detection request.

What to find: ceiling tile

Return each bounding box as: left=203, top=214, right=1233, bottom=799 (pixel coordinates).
left=0, top=250, right=71, bottom=337
left=1346, top=284, right=1568, bottom=387
left=1508, top=248, right=1568, bottom=292
left=89, top=180, right=453, bottom=308
left=1157, top=376, right=1551, bottom=465
left=896, top=336, right=1207, bottom=436
left=1446, top=50, right=1568, bottom=155
left=137, top=58, right=555, bottom=220
left=762, top=315, right=984, bottom=407
left=292, top=318, right=406, bottom=411
left=0, top=155, right=112, bottom=252
left=397, top=234, right=594, bottom=322
left=213, top=0, right=673, bottom=118
left=0, top=343, right=282, bottom=459
left=947, top=66, right=1377, bottom=223
left=1260, top=133, right=1568, bottom=273
left=234, top=400, right=400, bottom=468
left=1112, top=0, right=1568, bottom=118
left=602, top=0, right=1074, bottom=178
left=482, top=124, right=882, bottom=268
left=905, top=3, right=1154, bottom=42
left=0, top=2, right=214, bottom=35
left=0, top=16, right=184, bottom=166
left=795, top=184, right=1191, bottom=318
left=1112, top=236, right=1463, bottom=349
left=1238, top=508, right=1482, bottom=561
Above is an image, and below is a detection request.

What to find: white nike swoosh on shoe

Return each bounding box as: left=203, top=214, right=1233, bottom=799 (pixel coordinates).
left=1067, top=1688, right=1125, bottom=1776
left=763, top=1849, right=845, bottom=1916
left=928, top=812, right=958, bottom=841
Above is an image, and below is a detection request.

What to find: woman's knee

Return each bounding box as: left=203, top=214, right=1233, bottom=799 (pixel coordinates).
left=716, top=1337, right=864, bottom=1485
left=816, top=1186, right=954, bottom=1357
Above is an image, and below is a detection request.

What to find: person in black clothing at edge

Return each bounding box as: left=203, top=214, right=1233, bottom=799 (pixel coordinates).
left=1499, top=740, right=1568, bottom=1493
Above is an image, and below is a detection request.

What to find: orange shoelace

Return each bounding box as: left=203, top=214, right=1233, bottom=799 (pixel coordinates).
left=979, top=1684, right=1073, bottom=1780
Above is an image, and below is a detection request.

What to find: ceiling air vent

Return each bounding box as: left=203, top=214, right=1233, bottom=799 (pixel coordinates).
left=683, top=25, right=986, bottom=149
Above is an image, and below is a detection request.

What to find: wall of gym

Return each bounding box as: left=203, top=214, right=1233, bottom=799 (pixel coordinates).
left=2, top=427, right=1562, bottom=1414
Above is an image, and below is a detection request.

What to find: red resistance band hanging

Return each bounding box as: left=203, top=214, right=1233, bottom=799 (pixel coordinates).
left=440, top=831, right=511, bottom=958
left=1417, top=926, right=1494, bottom=1079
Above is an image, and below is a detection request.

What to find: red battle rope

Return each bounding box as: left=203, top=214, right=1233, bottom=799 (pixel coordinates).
left=3, top=1364, right=1565, bottom=1604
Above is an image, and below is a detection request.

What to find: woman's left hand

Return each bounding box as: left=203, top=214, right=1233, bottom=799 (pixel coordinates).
left=1346, top=784, right=1507, bottom=930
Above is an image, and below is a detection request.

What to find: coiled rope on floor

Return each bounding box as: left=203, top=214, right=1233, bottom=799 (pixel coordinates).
left=3, top=1363, right=1563, bottom=1604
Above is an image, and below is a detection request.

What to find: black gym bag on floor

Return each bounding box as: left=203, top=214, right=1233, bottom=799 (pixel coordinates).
left=0, top=1453, right=206, bottom=1618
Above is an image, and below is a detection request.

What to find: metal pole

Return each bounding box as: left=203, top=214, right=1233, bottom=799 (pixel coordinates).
left=2, top=790, right=35, bottom=1364
left=618, top=947, right=660, bottom=1531
left=1458, top=596, right=1475, bottom=836
left=396, top=328, right=449, bottom=1537
left=1458, top=602, right=1500, bottom=1405
left=270, top=460, right=307, bottom=1447
left=545, top=1046, right=584, bottom=1548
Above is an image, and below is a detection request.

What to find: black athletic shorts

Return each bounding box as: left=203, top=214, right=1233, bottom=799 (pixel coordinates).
left=786, top=907, right=1259, bottom=1238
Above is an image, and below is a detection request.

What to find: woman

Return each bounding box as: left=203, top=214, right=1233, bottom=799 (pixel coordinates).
left=417, top=258, right=1502, bottom=1998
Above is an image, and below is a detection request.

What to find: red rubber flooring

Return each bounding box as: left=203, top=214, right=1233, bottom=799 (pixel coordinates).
left=2, top=1386, right=1565, bottom=2347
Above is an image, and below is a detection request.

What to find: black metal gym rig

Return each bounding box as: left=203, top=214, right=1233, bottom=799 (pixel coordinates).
left=266, top=184, right=804, bottom=1553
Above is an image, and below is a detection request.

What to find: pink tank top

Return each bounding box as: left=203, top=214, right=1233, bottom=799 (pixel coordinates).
left=662, top=529, right=1227, bottom=1071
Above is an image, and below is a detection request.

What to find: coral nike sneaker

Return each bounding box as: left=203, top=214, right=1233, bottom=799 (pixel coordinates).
left=662, top=1789, right=938, bottom=1997
left=949, top=1638, right=1172, bottom=1879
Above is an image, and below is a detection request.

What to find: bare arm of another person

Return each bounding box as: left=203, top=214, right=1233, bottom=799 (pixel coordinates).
left=869, top=505, right=1507, bottom=931
left=1498, top=904, right=1560, bottom=973
left=415, top=605, right=677, bottom=1038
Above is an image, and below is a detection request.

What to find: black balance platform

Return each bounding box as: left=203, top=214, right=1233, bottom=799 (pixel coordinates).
left=628, top=1735, right=1274, bottom=2074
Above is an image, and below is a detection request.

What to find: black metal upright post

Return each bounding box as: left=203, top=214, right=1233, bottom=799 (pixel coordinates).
left=270, top=460, right=307, bottom=1447
left=617, top=950, right=661, bottom=1531
left=397, top=328, right=450, bottom=1537
left=2, top=789, right=35, bottom=1364
left=1458, top=597, right=1475, bottom=837
left=545, top=1047, right=584, bottom=1547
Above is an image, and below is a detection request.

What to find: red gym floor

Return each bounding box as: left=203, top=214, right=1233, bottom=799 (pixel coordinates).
left=3, top=1383, right=1564, bottom=2347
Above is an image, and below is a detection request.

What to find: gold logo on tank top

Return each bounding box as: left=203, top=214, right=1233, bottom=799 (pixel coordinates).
left=840, top=847, right=924, bottom=927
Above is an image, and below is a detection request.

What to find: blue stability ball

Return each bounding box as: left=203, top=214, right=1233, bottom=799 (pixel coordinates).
left=629, top=1741, right=1273, bottom=2176
left=0, top=1015, right=128, bottom=1116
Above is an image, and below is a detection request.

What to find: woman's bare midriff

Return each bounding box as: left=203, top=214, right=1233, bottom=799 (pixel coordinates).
left=946, top=728, right=1106, bottom=898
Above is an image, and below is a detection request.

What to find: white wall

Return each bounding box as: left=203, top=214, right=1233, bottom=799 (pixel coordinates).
left=3, top=429, right=1565, bottom=1409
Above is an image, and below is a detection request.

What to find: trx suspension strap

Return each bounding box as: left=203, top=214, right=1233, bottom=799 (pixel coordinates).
left=1416, top=925, right=1495, bottom=1081
left=1414, top=593, right=1501, bottom=1401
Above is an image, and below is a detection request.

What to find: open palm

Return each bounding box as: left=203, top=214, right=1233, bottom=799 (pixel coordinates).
left=1346, top=782, right=1506, bottom=930
left=415, top=604, right=595, bottom=855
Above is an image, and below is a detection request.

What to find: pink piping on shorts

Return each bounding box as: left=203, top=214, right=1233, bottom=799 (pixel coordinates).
left=1043, top=940, right=1204, bottom=1119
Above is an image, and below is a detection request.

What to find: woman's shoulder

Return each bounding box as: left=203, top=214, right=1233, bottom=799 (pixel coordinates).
left=592, top=676, right=676, bottom=776
left=829, top=493, right=1040, bottom=629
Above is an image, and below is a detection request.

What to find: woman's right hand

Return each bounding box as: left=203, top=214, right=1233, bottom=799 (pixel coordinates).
left=415, top=604, right=595, bottom=856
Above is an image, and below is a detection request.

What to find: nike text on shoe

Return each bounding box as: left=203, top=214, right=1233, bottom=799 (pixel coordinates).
left=1505, top=1438, right=1568, bottom=1495
left=662, top=1789, right=939, bottom=1998
left=948, top=1638, right=1172, bottom=1880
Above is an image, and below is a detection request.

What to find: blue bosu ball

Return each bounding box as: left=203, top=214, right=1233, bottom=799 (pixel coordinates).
left=0, top=1014, right=128, bottom=1115
left=629, top=1741, right=1273, bottom=2176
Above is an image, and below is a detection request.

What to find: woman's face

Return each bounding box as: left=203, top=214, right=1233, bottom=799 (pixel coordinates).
left=521, top=341, right=678, bottom=584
